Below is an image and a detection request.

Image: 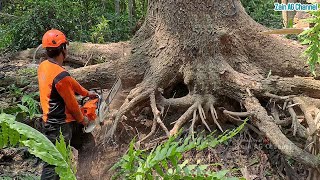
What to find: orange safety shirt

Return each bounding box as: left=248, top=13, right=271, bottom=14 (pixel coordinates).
left=37, top=59, right=89, bottom=124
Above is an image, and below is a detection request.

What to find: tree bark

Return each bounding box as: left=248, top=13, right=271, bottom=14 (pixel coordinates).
left=133, top=0, right=136, bottom=18
left=115, top=0, right=120, bottom=15
left=128, top=0, right=133, bottom=23
left=282, top=0, right=297, bottom=27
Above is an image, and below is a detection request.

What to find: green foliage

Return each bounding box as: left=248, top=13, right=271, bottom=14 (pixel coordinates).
left=0, top=174, right=40, bottom=180
left=0, top=113, right=76, bottom=180
left=7, top=84, right=23, bottom=98
left=112, top=120, right=247, bottom=179
left=299, top=9, right=320, bottom=76
left=0, top=0, right=146, bottom=52
left=91, top=16, right=111, bottom=43
left=2, top=84, right=40, bottom=120
left=18, top=67, right=37, bottom=77
left=241, top=0, right=283, bottom=28
left=17, top=93, right=41, bottom=119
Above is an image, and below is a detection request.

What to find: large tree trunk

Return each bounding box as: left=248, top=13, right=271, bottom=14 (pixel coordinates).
left=99, top=0, right=320, bottom=172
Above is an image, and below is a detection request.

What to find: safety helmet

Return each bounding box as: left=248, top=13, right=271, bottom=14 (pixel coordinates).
left=42, top=29, right=68, bottom=48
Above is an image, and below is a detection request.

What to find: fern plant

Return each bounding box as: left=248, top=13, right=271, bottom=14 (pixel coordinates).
left=299, top=8, right=320, bottom=76
left=0, top=113, right=76, bottom=180
left=112, top=120, right=247, bottom=180
left=17, top=93, right=41, bottom=119
left=1, top=86, right=40, bottom=120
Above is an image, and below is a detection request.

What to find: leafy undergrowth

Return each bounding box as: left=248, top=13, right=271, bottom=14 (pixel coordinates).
left=112, top=122, right=246, bottom=180
left=0, top=174, right=40, bottom=180
left=0, top=114, right=76, bottom=180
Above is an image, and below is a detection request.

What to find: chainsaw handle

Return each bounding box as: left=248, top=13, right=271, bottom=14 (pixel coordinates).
left=80, top=96, right=89, bottom=106
left=80, top=88, right=102, bottom=105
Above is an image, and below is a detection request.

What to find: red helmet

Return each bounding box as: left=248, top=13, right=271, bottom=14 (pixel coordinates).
left=42, top=29, right=68, bottom=48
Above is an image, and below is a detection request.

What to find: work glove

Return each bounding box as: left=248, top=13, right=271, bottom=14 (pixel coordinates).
left=82, top=116, right=89, bottom=125
left=87, top=91, right=98, bottom=99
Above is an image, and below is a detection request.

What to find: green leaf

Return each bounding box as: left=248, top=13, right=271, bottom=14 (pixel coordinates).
left=2, top=123, right=9, bottom=147
left=161, top=160, right=169, bottom=170
left=17, top=104, right=29, bottom=114
left=0, top=113, right=76, bottom=180
left=154, top=164, right=165, bottom=177
left=0, top=127, right=4, bottom=148
left=213, top=169, right=229, bottom=179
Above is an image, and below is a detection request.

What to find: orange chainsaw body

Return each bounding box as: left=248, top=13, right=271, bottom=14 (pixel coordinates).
left=80, top=78, right=122, bottom=133
left=80, top=98, right=99, bottom=121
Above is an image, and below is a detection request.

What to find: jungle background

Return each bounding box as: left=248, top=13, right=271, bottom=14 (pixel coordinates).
left=0, top=0, right=280, bottom=53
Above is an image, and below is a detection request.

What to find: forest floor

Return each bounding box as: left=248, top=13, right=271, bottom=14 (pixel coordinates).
left=0, top=48, right=310, bottom=180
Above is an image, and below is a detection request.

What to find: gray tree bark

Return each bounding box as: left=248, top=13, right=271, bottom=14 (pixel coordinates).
left=115, top=0, right=120, bottom=15
left=128, top=0, right=133, bottom=23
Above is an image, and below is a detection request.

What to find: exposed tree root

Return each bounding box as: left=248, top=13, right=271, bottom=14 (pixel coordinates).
left=244, top=97, right=320, bottom=168
left=169, top=101, right=198, bottom=136
left=222, top=109, right=252, bottom=117
left=293, top=97, right=317, bottom=135
left=105, top=88, right=153, bottom=141
left=210, top=104, right=223, bottom=132
left=149, top=91, right=170, bottom=136
left=198, top=104, right=211, bottom=132
left=189, top=110, right=198, bottom=140
left=287, top=101, right=299, bottom=136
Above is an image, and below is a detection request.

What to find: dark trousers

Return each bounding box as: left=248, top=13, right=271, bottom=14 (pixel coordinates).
left=40, top=121, right=85, bottom=180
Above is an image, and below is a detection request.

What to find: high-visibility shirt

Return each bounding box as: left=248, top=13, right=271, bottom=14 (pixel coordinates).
left=37, top=59, right=89, bottom=124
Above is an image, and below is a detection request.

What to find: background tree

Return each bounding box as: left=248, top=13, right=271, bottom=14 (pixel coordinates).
left=115, top=0, right=120, bottom=15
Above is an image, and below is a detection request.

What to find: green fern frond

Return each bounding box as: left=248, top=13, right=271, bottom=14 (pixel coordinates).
left=299, top=8, right=320, bottom=76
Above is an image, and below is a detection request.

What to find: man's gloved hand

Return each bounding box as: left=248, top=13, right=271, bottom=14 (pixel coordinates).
left=87, top=91, right=98, bottom=99
left=82, top=116, right=89, bottom=125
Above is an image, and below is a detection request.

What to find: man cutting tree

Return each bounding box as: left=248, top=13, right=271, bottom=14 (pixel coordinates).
left=37, top=29, right=97, bottom=180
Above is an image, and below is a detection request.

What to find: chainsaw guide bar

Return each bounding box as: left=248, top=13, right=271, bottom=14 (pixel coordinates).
left=83, top=77, right=122, bottom=133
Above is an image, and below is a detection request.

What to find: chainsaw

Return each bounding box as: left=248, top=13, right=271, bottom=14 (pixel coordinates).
left=80, top=77, right=122, bottom=133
